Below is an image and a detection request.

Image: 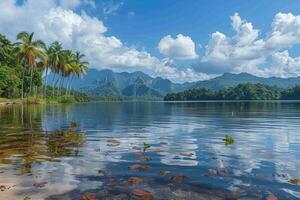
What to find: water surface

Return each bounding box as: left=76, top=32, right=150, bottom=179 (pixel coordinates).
left=0, top=102, right=299, bottom=199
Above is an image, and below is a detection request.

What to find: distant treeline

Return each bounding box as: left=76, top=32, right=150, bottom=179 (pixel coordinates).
left=90, top=95, right=162, bottom=102
left=164, top=83, right=300, bottom=101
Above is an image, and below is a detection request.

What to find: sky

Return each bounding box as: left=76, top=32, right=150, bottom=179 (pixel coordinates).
left=2, top=0, right=300, bottom=82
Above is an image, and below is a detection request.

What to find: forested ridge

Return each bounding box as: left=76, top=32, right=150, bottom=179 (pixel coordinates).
left=164, top=83, right=300, bottom=101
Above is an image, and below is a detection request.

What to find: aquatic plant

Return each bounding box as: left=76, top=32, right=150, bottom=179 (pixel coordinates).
left=223, top=135, right=235, bottom=145
left=143, top=142, right=151, bottom=151
left=70, top=120, right=78, bottom=129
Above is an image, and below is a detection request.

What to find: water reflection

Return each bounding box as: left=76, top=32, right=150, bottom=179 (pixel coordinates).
left=0, top=102, right=300, bottom=199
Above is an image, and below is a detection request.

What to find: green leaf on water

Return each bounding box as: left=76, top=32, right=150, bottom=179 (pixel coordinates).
left=223, top=135, right=234, bottom=145
left=143, top=142, right=151, bottom=152
left=70, top=120, right=78, bottom=129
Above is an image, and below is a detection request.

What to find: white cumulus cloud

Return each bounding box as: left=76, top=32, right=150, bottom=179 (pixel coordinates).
left=199, top=12, right=300, bottom=77
left=0, top=0, right=208, bottom=83
left=158, top=34, right=198, bottom=60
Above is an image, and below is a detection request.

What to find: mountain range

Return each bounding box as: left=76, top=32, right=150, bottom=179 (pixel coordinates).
left=46, top=69, right=300, bottom=97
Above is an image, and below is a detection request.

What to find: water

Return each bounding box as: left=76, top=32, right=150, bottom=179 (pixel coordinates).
left=0, top=101, right=300, bottom=199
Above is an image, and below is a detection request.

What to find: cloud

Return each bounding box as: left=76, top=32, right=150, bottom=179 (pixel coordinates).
left=102, top=0, right=123, bottom=15
left=0, top=0, right=205, bottom=83
left=199, top=12, right=300, bottom=77
left=58, top=0, right=96, bottom=9
left=58, top=0, right=81, bottom=9
left=158, top=34, right=198, bottom=60
left=127, top=11, right=135, bottom=19
left=267, top=50, right=300, bottom=77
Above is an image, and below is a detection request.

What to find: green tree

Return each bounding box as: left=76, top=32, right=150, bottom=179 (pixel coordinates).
left=15, top=32, right=45, bottom=98
left=0, top=66, right=20, bottom=98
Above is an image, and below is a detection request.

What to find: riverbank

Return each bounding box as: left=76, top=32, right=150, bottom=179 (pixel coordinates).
left=0, top=96, right=86, bottom=106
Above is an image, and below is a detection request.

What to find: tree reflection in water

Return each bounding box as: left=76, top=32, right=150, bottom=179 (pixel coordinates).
left=0, top=105, right=85, bottom=175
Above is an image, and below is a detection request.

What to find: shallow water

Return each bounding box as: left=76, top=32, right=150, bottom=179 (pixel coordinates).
left=0, top=101, right=300, bottom=199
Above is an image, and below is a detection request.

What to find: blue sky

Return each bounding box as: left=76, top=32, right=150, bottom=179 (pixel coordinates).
left=3, top=0, right=300, bottom=82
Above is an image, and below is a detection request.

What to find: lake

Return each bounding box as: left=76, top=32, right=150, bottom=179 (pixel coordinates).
left=0, top=101, right=299, bottom=200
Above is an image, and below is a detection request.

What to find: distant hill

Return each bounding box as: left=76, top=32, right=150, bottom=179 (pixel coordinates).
left=45, top=69, right=300, bottom=97
left=192, top=72, right=300, bottom=90
left=46, top=69, right=187, bottom=97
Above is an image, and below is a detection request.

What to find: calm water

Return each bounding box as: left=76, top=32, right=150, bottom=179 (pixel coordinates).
left=0, top=102, right=300, bottom=199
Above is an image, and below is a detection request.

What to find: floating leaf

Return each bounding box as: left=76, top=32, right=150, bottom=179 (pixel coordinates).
left=288, top=179, right=300, bottom=185
left=124, top=177, right=144, bottom=185
left=180, top=152, right=194, bottom=157
left=82, top=193, right=97, bottom=200
left=223, top=135, right=234, bottom=145
left=129, top=164, right=150, bottom=171
left=143, top=142, right=151, bottom=152
left=33, top=182, right=47, bottom=188
left=131, top=189, right=153, bottom=200
left=170, top=175, right=188, bottom=182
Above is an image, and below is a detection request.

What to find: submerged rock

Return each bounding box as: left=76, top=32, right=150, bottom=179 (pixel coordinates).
left=131, top=189, right=153, bottom=200
left=0, top=185, right=6, bottom=191
left=170, top=175, right=188, bottom=182
left=124, top=177, right=144, bottom=185
left=129, top=164, right=150, bottom=171
left=267, top=194, right=278, bottom=200
left=82, top=193, right=97, bottom=200
left=288, top=178, right=300, bottom=185
left=33, top=182, right=47, bottom=188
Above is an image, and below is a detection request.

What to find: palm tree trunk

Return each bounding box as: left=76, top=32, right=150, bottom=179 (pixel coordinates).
left=52, top=73, right=57, bottom=98
left=43, top=67, right=48, bottom=98
left=29, top=68, right=33, bottom=96
left=21, top=69, right=25, bottom=99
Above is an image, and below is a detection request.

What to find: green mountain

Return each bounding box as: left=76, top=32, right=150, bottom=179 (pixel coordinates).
left=46, top=69, right=300, bottom=97
left=46, top=69, right=181, bottom=97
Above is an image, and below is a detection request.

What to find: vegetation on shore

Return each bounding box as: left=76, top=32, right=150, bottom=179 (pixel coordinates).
left=164, top=83, right=300, bottom=101
left=0, top=32, right=88, bottom=102
left=90, top=95, right=162, bottom=102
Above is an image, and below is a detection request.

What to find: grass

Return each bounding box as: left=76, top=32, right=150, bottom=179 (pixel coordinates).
left=0, top=95, right=79, bottom=105
left=46, top=96, right=77, bottom=104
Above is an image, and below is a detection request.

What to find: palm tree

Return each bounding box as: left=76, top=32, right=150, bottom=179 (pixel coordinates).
left=56, top=50, right=75, bottom=96
left=15, top=32, right=45, bottom=98
left=66, top=52, right=88, bottom=95
left=37, top=48, right=50, bottom=97
left=75, top=51, right=88, bottom=78
left=47, top=41, right=64, bottom=97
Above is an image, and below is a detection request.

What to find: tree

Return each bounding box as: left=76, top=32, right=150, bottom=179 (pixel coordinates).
left=0, top=66, right=20, bottom=98
left=15, top=32, right=45, bottom=98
